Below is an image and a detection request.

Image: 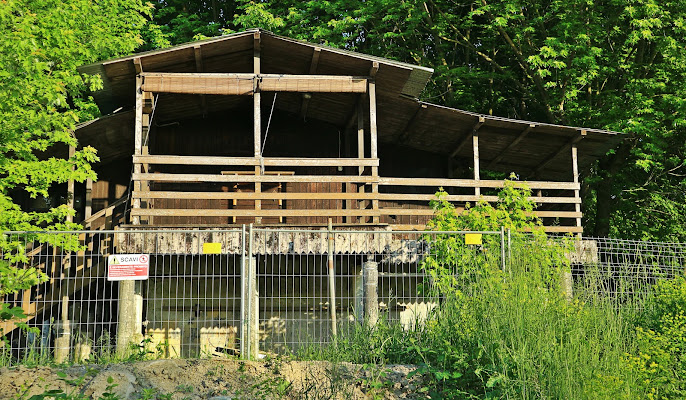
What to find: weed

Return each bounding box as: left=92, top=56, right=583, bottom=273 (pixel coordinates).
left=175, top=384, right=194, bottom=394
left=16, top=373, right=120, bottom=400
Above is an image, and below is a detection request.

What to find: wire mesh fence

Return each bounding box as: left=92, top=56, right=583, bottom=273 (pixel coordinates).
left=1, top=227, right=684, bottom=365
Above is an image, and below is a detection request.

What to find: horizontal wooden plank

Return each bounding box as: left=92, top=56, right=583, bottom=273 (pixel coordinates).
left=130, top=207, right=579, bottom=219
left=533, top=211, right=583, bottom=218
left=379, top=210, right=580, bottom=218
left=259, top=75, right=367, bottom=93
left=131, top=209, right=382, bottom=217
left=132, top=173, right=378, bottom=184
left=392, top=225, right=584, bottom=233
left=132, top=191, right=580, bottom=204
left=379, top=208, right=436, bottom=216
left=141, top=73, right=367, bottom=94
left=379, top=177, right=580, bottom=190
left=134, top=191, right=376, bottom=200
left=133, top=155, right=379, bottom=167
left=142, top=74, right=254, bottom=95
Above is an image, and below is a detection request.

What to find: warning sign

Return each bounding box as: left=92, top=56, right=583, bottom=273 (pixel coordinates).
left=107, top=254, right=149, bottom=281
left=464, top=233, right=483, bottom=245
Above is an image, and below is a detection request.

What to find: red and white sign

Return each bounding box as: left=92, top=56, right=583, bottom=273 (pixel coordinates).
left=107, top=254, right=149, bottom=281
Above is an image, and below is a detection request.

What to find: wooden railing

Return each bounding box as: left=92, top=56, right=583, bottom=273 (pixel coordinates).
left=130, top=155, right=582, bottom=233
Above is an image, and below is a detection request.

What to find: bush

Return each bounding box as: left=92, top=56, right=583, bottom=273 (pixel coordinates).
left=304, top=177, right=642, bottom=398
left=627, top=277, right=686, bottom=399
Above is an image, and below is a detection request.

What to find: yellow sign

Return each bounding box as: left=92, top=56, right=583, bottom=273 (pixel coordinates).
left=464, top=233, right=482, bottom=245
left=203, top=243, right=222, bottom=254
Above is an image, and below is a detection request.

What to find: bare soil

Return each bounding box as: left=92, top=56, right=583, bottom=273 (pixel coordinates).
left=0, top=359, right=426, bottom=399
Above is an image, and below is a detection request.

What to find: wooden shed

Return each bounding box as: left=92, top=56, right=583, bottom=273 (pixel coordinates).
left=64, top=28, right=622, bottom=234
left=3, top=30, right=624, bottom=358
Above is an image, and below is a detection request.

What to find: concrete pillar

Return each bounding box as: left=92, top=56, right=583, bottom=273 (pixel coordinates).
left=54, top=296, right=71, bottom=363
left=364, top=260, right=379, bottom=327
left=561, top=270, right=573, bottom=303
left=249, top=256, right=259, bottom=360
left=116, top=280, right=143, bottom=357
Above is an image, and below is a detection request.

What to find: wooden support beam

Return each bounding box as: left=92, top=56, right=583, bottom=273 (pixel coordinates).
left=66, top=146, right=75, bottom=223
left=133, top=173, right=379, bottom=184
left=398, top=104, right=427, bottom=143
left=133, top=57, right=142, bottom=73
left=132, top=191, right=581, bottom=204
left=133, top=155, right=379, bottom=167
left=378, top=177, right=579, bottom=190
left=572, top=143, right=582, bottom=235
left=131, top=209, right=387, bottom=218
left=486, top=124, right=535, bottom=169
left=300, top=47, right=321, bottom=119
left=528, top=130, right=586, bottom=179
left=254, top=31, right=262, bottom=224
left=473, top=129, right=480, bottom=196
left=393, top=225, right=584, bottom=233
left=84, top=178, right=92, bottom=220
left=140, top=73, right=368, bottom=95
left=450, top=117, right=485, bottom=158
left=369, top=61, right=379, bottom=78
left=132, top=75, right=143, bottom=225
left=259, top=75, right=368, bottom=93
left=357, top=98, right=366, bottom=222
left=130, top=208, right=581, bottom=219
left=369, top=66, right=379, bottom=223
left=193, top=45, right=208, bottom=116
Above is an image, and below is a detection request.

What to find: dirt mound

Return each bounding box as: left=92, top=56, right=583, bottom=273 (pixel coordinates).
left=0, top=359, right=426, bottom=399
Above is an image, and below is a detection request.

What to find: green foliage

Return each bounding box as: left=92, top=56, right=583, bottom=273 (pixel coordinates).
left=0, top=0, right=159, bottom=344
left=422, top=177, right=572, bottom=297
left=0, top=0, right=154, bottom=233
left=145, top=0, right=686, bottom=242
left=626, top=277, right=686, bottom=399
left=299, top=184, right=646, bottom=398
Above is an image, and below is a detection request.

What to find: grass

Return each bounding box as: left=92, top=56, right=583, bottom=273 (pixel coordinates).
left=2, top=235, right=680, bottom=398
left=293, top=238, right=657, bottom=399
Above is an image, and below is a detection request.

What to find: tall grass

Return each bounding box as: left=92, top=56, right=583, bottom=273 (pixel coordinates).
left=298, top=238, right=649, bottom=399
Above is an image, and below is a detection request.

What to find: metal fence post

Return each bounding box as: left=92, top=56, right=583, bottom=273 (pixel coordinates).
left=239, top=224, right=247, bottom=359
left=327, top=220, right=337, bottom=338
left=507, top=228, right=511, bottom=269
left=500, top=226, right=506, bottom=272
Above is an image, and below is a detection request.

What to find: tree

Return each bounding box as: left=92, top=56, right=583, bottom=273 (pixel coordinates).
left=225, top=0, right=686, bottom=241
left=0, top=0, right=158, bottom=330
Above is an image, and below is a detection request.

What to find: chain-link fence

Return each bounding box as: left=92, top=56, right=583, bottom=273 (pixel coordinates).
left=1, top=228, right=684, bottom=365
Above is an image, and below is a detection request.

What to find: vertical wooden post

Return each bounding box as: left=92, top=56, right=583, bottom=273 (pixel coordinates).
left=344, top=114, right=353, bottom=224
left=67, top=146, right=75, bottom=223
left=368, top=71, right=379, bottom=224
left=572, top=143, right=582, bottom=237
left=357, top=100, right=366, bottom=223
left=253, top=32, right=262, bottom=224
left=473, top=131, right=480, bottom=197
left=117, top=67, right=144, bottom=357
left=132, top=71, right=143, bottom=225
left=141, top=146, right=151, bottom=225
left=84, top=178, right=92, bottom=220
